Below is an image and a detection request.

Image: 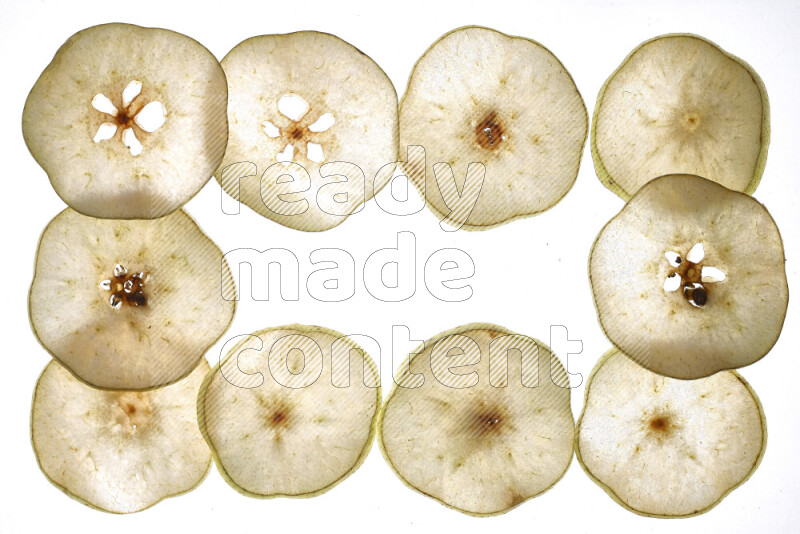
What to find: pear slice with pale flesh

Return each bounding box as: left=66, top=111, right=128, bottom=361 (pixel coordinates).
left=378, top=323, right=574, bottom=516
left=197, top=325, right=381, bottom=498
left=31, top=359, right=212, bottom=514
left=29, top=208, right=236, bottom=390
left=592, top=34, right=769, bottom=200
left=216, top=31, right=398, bottom=231
left=590, top=174, right=787, bottom=379
left=22, top=23, right=228, bottom=219
left=399, top=26, right=587, bottom=230
left=576, top=349, right=766, bottom=518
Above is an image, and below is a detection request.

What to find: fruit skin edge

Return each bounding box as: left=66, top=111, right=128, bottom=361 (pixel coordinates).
left=586, top=174, right=789, bottom=379
left=376, top=321, right=575, bottom=517
left=29, top=360, right=214, bottom=514
left=196, top=323, right=382, bottom=499
left=26, top=207, right=238, bottom=392
left=398, top=25, right=589, bottom=231
left=573, top=347, right=768, bottom=519
left=589, top=32, right=771, bottom=201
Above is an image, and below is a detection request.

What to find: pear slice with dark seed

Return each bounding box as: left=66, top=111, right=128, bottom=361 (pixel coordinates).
left=589, top=174, right=787, bottom=379
left=29, top=208, right=236, bottom=390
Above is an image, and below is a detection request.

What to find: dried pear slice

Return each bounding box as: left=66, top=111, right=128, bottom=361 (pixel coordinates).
left=198, top=324, right=381, bottom=497
left=22, top=23, right=228, bottom=219
left=399, top=26, right=587, bottom=230
left=592, top=34, right=769, bottom=200
left=576, top=349, right=766, bottom=517
left=589, top=174, right=787, bottom=379
left=378, top=323, right=574, bottom=516
left=31, top=359, right=212, bottom=514
left=216, top=31, right=398, bottom=231
left=29, top=208, right=236, bottom=390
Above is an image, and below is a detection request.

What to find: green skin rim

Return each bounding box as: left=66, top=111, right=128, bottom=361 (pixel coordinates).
left=213, top=30, right=399, bottom=233
left=22, top=22, right=229, bottom=221
left=574, top=347, right=768, bottom=519
left=587, top=173, right=788, bottom=379
left=27, top=207, right=238, bottom=392
left=29, top=359, right=214, bottom=514
left=398, top=25, right=589, bottom=231
left=376, top=322, right=575, bottom=517
left=196, top=323, right=382, bottom=499
left=591, top=33, right=771, bottom=201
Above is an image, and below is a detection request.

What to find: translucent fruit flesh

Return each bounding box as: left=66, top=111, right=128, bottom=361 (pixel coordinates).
left=378, top=323, right=574, bottom=515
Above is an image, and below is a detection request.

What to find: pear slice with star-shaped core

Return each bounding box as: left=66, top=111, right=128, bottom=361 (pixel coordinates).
left=31, top=359, right=212, bottom=514
left=29, top=208, right=236, bottom=390
left=197, top=325, right=381, bottom=498
left=22, top=23, right=228, bottom=219
left=399, top=26, right=587, bottom=230
left=216, top=31, right=398, bottom=231
left=378, top=323, right=574, bottom=516
left=592, top=34, right=769, bottom=200
left=576, top=349, right=766, bottom=517
left=589, top=174, right=787, bottom=379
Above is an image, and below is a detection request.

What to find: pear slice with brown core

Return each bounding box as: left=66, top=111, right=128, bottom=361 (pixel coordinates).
left=29, top=208, right=236, bottom=390
left=31, top=359, right=212, bottom=514
left=22, top=23, right=228, bottom=219
left=216, top=31, right=398, bottom=231
left=197, top=324, right=381, bottom=498
left=592, top=34, right=769, bottom=200
left=399, top=26, right=587, bottom=230
left=378, top=323, right=574, bottom=516
left=590, top=174, right=787, bottom=379
left=576, top=349, right=766, bottom=518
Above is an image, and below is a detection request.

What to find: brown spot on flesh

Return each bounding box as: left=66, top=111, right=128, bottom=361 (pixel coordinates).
left=109, top=392, right=153, bottom=433
left=649, top=416, right=669, bottom=432
left=475, top=111, right=505, bottom=150
left=464, top=400, right=509, bottom=439
left=258, top=396, right=292, bottom=441
left=270, top=411, right=287, bottom=425
left=507, top=490, right=525, bottom=508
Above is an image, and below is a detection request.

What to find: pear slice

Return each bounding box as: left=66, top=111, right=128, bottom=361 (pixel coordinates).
left=592, top=34, right=769, bottom=200
left=22, top=23, right=228, bottom=219
left=399, top=26, right=587, bottom=230
left=216, top=31, right=398, bottom=231
left=29, top=208, right=236, bottom=390
left=31, top=359, right=212, bottom=514
left=590, top=174, right=787, bottom=379
left=378, top=323, right=574, bottom=516
left=576, top=349, right=766, bottom=517
left=197, top=325, right=381, bottom=498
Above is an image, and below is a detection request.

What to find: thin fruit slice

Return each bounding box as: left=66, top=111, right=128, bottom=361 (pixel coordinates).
left=29, top=208, right=236, bottom=390
left=217, top=31, right=398, bottom=231
left=590, top=174, right=787, bottom=379
left=378, top=323, right=574, bottom=516
left=592, top=34, right=769, bottom=200
left=576, top=349, right=766, bottom=517
left=31, top=359, right=212, bottom=514
left=399, top=26, right=587, bottom=230
left=198, top=325, right=381, bottom=497
left=23, top=23, right=228, bottom=219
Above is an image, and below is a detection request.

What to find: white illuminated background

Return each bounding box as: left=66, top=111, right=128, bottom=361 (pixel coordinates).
left=1, top=0, right=798, bottom=532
